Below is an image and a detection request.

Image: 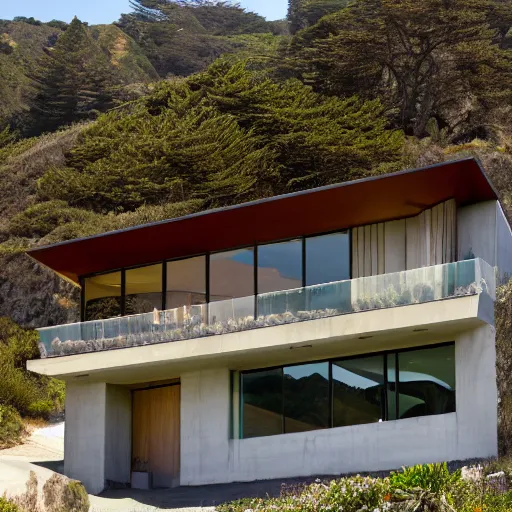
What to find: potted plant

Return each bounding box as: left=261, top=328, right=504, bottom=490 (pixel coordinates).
left=131, top=457, right=152, bottom=490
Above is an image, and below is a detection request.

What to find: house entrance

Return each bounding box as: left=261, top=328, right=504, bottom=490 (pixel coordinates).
left=132, top=383, right=180, bottom=488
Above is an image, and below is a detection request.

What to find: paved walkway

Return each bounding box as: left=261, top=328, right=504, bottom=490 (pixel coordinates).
left=0, top=422, right=293, bottom=511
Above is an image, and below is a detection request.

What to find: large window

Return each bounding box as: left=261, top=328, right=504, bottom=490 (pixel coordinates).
left=306, top=232, right=350, bottom=286
left=84, top=271, right=122, bottom=321
left=125, top=264, right=162, bottom=315
left=81, top=230, right=352, bottom=321
left=257, top=240, right=303, bottom=294
left=210, top=248, right=254, bottom=302
left=332, top=355, right=384, bottom=428
left=284, top=362, right=329, bottom=433
left=396, top=345, right=455, bottom=419
left=166, top=256, right=206, bottom=310
left=239, top=344, right=455, bottom=439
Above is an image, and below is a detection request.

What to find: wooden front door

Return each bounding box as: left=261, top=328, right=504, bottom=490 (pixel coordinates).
left=132, top=384, right=180, bottom=488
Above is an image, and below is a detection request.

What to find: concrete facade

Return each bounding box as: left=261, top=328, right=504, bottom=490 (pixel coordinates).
left=64, top=382, right=107, bottom=495
left=179, top=325, right=497, bottom=485
left=30, top=197, right=511, bottom=494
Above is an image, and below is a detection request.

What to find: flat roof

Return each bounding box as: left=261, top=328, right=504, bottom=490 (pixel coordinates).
left=27, top=157, right=498, bottom=285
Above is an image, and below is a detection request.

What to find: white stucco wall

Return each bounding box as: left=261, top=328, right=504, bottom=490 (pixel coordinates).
left=105, top=384, right=132, bottom=485
left=64, top=382, right=106, bottom=494
left=180, top=325, right=497, bottom=486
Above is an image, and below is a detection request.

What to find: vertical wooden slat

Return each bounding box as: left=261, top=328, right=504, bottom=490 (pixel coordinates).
left=377, top=223, right=385, bottom=275
left=132, top=385, right=181, bottom=488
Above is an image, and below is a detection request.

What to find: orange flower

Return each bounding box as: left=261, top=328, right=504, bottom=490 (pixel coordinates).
left=474, top=507, right=482, bottom=512
left=383, top=493, right=392, bottom=502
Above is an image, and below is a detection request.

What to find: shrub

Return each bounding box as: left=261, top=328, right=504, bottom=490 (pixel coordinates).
left=0, top=498, right=19, bottom=512
left=389, top=463, right=461, bottom=494
left=0, top=405, right=24, bottom=448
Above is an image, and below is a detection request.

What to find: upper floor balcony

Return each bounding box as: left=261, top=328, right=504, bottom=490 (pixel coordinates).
left=37, top=258, right=496, bottom=359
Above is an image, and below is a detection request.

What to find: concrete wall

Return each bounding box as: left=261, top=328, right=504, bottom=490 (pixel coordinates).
left=458, top=201, right=497, bottom=265
left=180, top=325, right=498, bottom=485
left=180, top=368, right=231, bottom=485
left=64, top=382, right=106, bottom=494
left=105, top=385, right=132, bottom=485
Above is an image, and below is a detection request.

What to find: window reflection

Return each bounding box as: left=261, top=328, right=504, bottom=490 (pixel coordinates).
left=210, top=248, right=254, bottom=301
left=387, top=354, right=397, bottom=421
left=284, top=363, right=329, bottom=433
left=125, top=264, right=162, bottom=315
left=166, top=256, right=206, bottom=310
left=397, top=345, right=456, bottom=418
left=258, top=240, right=302, bottom=294
left=84, top=271, right=122, bottom=321
left=332, top=356, right=384, bottom=428
left=242, top=369, right=283, bottom=439
left=306, top=232, right=350, bottom=286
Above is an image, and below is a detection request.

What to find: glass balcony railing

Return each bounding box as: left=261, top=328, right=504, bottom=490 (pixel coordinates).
left=37, top=258, right=495, bottom=359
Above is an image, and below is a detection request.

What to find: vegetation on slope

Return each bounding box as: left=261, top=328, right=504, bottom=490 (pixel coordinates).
left=218, top=462, right=512, bottom=512
left=0, top=318, right=64, bottom=447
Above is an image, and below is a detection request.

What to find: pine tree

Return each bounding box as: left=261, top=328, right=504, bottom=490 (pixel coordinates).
left=29, top=17, right=114, bottom=134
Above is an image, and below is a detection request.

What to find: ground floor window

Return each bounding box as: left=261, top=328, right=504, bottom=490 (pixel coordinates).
left=239, top=343, right=455, bottom=439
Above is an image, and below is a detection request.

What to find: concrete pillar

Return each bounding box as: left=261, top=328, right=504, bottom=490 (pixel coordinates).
left=64, top=382, right=107, bottom=494
left=455, top=324, right=498, bottom=459
left=180, top=368, right=231, bottom=485
left=105, top=385, right=132, bottom=486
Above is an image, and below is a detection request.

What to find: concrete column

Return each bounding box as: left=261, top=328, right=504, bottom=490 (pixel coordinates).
left=64, top=382, right=107, bottom=494
left=455, top=324, right=498, bottom=459
left=105, top=385, right=132, bottom=486
left=180, top=368, right=231, bottom=485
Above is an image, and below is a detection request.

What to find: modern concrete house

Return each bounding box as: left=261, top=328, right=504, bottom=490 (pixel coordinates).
left=27, top=157, right=512, bottom=495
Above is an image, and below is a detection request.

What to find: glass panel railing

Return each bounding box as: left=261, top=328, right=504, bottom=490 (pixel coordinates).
left=37, top=258, right=495, bottom=358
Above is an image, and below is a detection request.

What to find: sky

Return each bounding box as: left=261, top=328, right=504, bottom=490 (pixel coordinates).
left=0, top=0, right=288, bottom=25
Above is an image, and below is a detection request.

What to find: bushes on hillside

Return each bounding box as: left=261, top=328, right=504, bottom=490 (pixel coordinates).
left=0, top=404, right=24, bottom=448
left=0, top=318, right=64, bottom=423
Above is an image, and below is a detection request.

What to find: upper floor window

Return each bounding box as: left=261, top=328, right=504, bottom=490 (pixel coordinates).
left=257, top=240, right=303, bottom=294
left=84, top=271, right=121, bottom=321
left=210, top=248, right=255, bottom=302
left=125, top=264, right=162, bottom=315
left=166, top=256, right=206, bottom=310
left=306, top=231, right=350, bottom=286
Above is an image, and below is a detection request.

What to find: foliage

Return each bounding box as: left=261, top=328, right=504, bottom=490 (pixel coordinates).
left=36, top=61, right=402, bottom=213
left=117, top=0, right=275, bottom=76
left=218, top=463, right=512, bottom=512
left=496, top=279, right=512, bottom=456
left=0, top=498, right=19, bottom=512
left=390, top=463, right=461, bottom=494
left=0, top=404, right=24, bottom=448
left=288, top=0, right=350, bottom=34
left=0, top=318, right=64, bottom=422
left=290, top=0, right=512, bottom=137
left=28, top=17, right=116, bottom=135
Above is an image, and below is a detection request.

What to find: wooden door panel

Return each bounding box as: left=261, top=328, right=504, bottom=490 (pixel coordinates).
left=132, top=385, right=180, bottom=488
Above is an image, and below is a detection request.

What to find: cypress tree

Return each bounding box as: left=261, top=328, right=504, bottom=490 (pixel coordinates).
left=29, top=17, right=114, bottom=134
